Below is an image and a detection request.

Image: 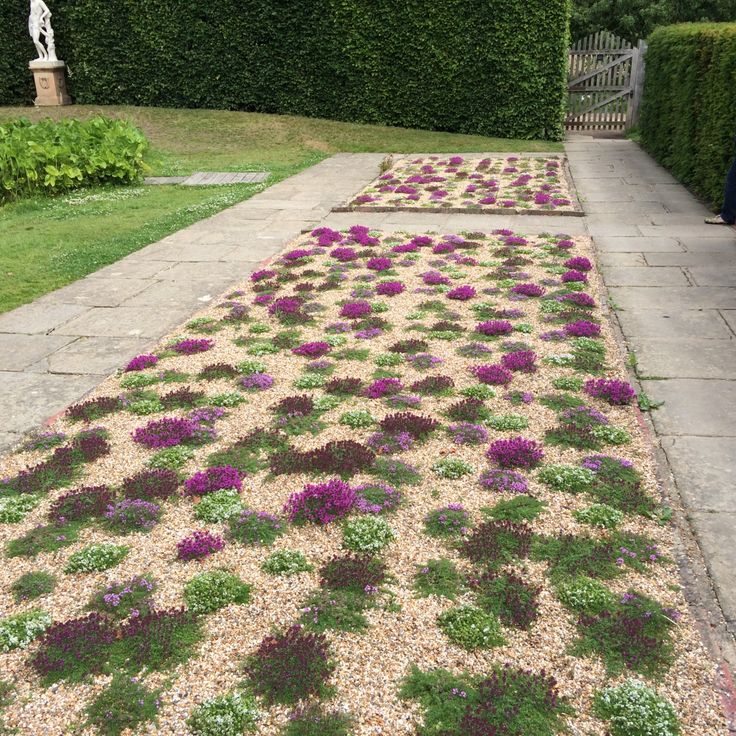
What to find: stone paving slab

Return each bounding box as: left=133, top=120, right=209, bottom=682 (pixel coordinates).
left=615, top=309, right=734, bottom=339
left=631, top=338, right=736, bottom=379
left=0, top=334, right=76, bottom=371
left=33, top=336, right=155, bottom=375
left=689, top=512, right=736, bottom=627
left=1, top=372, right=101, bottom=434
left=642, top=378, right=736, bottom=436
left=601, top=266, right=689, bottom=286
left=610, top=285, right=736, bottom=310
left=661, top=437, right=736, bottom=513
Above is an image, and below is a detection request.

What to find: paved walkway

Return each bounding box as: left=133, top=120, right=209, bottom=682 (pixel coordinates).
left=565, top=137, right=736, bottom=661
left=0, top=154, right=384, bottom=452
left=1, top=139, right=734, bottom=665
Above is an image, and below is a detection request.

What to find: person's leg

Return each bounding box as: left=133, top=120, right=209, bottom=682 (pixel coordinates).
left=722, top=156, right=736, bottom=224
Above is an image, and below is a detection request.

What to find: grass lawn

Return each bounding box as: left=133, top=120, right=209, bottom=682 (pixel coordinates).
left=0, top=105, right=563, bottom=314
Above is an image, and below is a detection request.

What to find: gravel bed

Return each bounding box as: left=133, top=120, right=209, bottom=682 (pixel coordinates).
left=0, top=226, right=726, bottom=735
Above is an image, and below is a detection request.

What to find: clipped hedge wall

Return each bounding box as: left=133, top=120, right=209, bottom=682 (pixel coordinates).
left=640, top=23, right=736, bottom=209
left=0, top=2, right=36, bottom=105
left=0, top=0, right=570, bottom=140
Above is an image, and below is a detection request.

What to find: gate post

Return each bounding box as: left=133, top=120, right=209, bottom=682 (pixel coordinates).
left=628, top=39, right=647, bottom=131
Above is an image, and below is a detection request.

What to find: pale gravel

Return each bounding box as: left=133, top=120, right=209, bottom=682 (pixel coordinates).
left=0, top=227, right=727, bottom=735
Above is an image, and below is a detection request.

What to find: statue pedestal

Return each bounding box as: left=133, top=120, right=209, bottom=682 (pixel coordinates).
left=29, top=60, right=71, bottom=106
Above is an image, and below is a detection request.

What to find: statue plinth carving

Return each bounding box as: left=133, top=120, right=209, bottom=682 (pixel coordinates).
left=28, top=1, right=70, bottom=105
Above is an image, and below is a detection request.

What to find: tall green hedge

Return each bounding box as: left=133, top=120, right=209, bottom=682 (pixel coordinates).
left=0, top=0, right=570, bottom=140
left=640, top=23, right=736, bottom=209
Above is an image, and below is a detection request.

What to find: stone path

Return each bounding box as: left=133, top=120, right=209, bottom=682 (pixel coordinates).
left=0, top=154, right=384, bottom=452
left=564, top=137, right=736, bottom=666
left=2, top=139, right=735, bottom=670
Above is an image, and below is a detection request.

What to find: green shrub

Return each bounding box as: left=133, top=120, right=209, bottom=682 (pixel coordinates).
left=281, top=704, right=354, bottom=736
left=484, top=495, right=546, bottom=522
left=640, top=23, right=736, bottom=210
left=0, top=1, right=569, bottom=140
left=0, top=493, right=41, bottom=523
left=342, top=516, right=395, bottom=553
left=262, top=549, right=313, bottom=576
left=339, top=410, right=375, bottom=429
left=593, top=679, right=680, bottom=736
left=556, top=576, right=616, bottom=615
left=6, top=522, right=81, bottom=558
left=147, top=445, right=195, bottom=470
left=0, top=609, right=52, bottom=652
left=194, top=488, right=244, bottom=523
left=460, top=384, right=496, bottom=400
left=11, top=570, right=57, bottom=603
left=400, top=665, right=572, bottom=736
left=184, top=570, right=251, bottom=614
left=574, top=503, right=624, bottom=529
left=485, top=414, right=529, bottom=431
left=436, top=605, right=505, bottom=650
left=0, top=117, right=148, bottom=201
left=65, top=543, right=129, bottom=573
left=86, top=674, right=161, bottom=736
left=537, top=464, right=594, bottom=493
left=414, top=559, right=463, bottom=600
left=299, top=589, right=371, bottom=633
left=431, top=457, right=474, bottom=479
left=187, top=691, right=260, bottom=736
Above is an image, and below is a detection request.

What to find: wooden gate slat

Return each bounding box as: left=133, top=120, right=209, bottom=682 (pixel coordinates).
left=566, top=31, right=644, bottom=134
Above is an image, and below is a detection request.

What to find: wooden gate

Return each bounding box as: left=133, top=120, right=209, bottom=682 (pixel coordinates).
left=566, top=32, right=647, bottom=134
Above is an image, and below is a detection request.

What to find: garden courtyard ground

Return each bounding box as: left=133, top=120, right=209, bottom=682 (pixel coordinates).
left=0, top=124, right=735, bottom=734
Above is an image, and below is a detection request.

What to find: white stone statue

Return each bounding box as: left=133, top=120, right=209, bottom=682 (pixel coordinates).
left=29, top=0, right=58, bottom=62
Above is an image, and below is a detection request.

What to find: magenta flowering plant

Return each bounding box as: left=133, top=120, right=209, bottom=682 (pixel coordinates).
left=446, top=285, right=476, bottom=301
left=487, top=437, right=545, bottom=469
left=251, top=269, right=277, bottom=282
left=269, top=297, right=302, bottom=316
left=375, top=281, right=405, bottom=296
left=284, top=478, right=357, bottom=524
left=564, top=320, right=601, bottom=338
left=583, top=378, right=636, bottom=406
left=282, top=248, right=313, bottom=262
left=132, top=417, right=198, bottom=449
left=240, top=373, right=275, bottom=391
left=561, top=270, right=588, bottom=283
left=421, top=270, right=452, bottom=286
left=476, top=320, right=514, bottom=337
left=331, top=246, right=359, bottom=262
left=366, top=430, right=414, bottom=454
left=471, top=364, right=513, bottom=385
left=292, top=342, right=331, bottom=358
left=479, top=468, right=529, bottom=493
left=176, top=530, right=224, bottom=560
left=366, top=257, right=392, bottom=272
left=104, top=499, right=162, bottom=533
left=448, top=422, right=489, bottom=445
left=171, top=338, right=213, bottom=355
left=125, top=354, right=158, bottom=372
left=510, top=283, right=545, bottom=297
left=501, top=350, right=538, bottom=373
left=563, top=292, right=596, bottom=308
left=364, top=378, right=403, bottom=398
left=340, top=300, right=372, bottom=319
left=353, top=482, right=402, bottom=514
left=564, top=256, right=592, bottom=272
left=184, top=465, right=243, bottom=496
